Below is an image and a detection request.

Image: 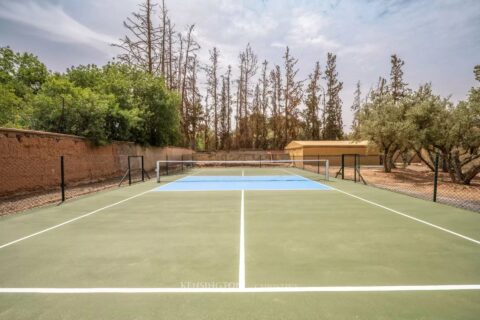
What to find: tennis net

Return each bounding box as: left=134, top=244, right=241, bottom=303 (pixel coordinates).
left=155, top=159, right=330, bottom=183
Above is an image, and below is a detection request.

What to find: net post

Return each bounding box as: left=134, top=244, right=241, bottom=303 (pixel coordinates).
left=224, top=154, right=227, bottom=168
left=341, top=154, right=345, bottom=180
left=317, top=155, right=320, bottom=174
left=302, top=156, right=305, bottom=170
left=325, top=160, right=330, bottom=181
left=128, top=156, right=132, bottom=185
left=181, top=154, right=184, bottom=171
left=433, top=153, right=439, bottom=202
left=156, top=161, right=161, bottom=183
left=354, top=154, right=357, bottom=183
left=260, top=155, right=262, bottom=168
left=141, top=156, right=145, bottom=182
left=60, top=155, right=65, bottom=202
left=166, top=154, right=169, bottom=175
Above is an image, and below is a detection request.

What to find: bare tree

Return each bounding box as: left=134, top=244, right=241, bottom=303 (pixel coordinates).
left=270, top=65, right=283, bottom=149
left=159, top=0, right=168, bottom=77
left=219, top=66, right=232, bottom=150
left=179, top=25, right=200, bottom=145
left=259, top=60, right=269, bottom=149
left=184, top=55, right=203, bottom=149
left=206, top=47, right=220, bottom=149
left=114, top=0, right=160, bottom=74
left=351, top=80, right=361, bottom=133
left=166, top=18, right=176, bottom=89
left=283, top=47, right=303, bottom=146
left=236, top=44, right=258, bottom=148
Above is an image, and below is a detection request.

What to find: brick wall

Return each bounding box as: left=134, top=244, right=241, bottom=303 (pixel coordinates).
left=0, top=128, right=192, bottom=196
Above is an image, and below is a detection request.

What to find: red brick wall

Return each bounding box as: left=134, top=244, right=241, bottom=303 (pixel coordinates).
left=0, top=128, right=192, bottom=196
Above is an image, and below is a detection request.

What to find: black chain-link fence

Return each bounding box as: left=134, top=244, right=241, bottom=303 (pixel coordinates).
left=0, top=155, right=146, bottom=216
left=298, top=154, right=479, bottom=213
left=3, top=151, right=478, bottom=215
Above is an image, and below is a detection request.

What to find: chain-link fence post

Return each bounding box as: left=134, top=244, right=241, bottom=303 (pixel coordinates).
left=433, top=153, right=439, bottom=202
left=60, top=155, right=65, bottom=202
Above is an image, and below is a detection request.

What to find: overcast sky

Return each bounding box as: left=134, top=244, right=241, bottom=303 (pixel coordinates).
left=1, top=0, right=479, bottom=130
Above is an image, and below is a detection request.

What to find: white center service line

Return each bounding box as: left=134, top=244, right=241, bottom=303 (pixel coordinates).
left=239, top=189, right=246, bottom=289
left=1, top=285, right=480, bottom=294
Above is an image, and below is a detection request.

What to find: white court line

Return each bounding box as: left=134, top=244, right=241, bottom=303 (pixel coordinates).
left=279, top=168, right=480, bottom=245
left=332, top=187, right=480, bottom=246
left=2, top=170, right=199, bottom=249
left=0, top=188, right=155, bottom=250
left=239, top=190, right=246, bottom=289
left=1, top=285, right=480, bottom=293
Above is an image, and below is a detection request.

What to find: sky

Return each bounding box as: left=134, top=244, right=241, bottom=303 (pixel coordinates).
left=0, top=0, right=479, bottom=131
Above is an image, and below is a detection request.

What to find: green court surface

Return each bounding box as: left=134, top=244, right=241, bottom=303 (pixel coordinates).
left=1, top=167, right=480, bottom=319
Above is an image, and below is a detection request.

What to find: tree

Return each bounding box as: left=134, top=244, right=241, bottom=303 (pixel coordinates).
left=66, top=62, right=180, bottom=146
left=304, top=61, right=322, bottom=140
left=357, top=92, right=408, bottom=172
left=251, top=83, right=262, bottom=149
left=283, top=47, right=303, bottom=146
left=206, top=47, right=220, bottom=149
left=31, top=75, right=113, bottom=145
left=0, top=83, right=23, bottom=127
left=390, top=54, right=408, bottom=103
left=0, top=46, right=48, bottom=126
left=474, top=65, right=480, bottom=81
left=166, top=18, right=176, bottom=89
left=351, top=81, right=361, bottom=133
left=236, top=44, right=257, bottom=148
left=179, top=25, right=200, bottom=146
left=219, top=66, right=232, bottom=150
left=269, top=65, right=283, bottom=149
left=249, top=61, right=269, bottom=149
left=183, top=54, right=203, bottom=149
left=406, top=78, right=480, bottom=184
left=259, top=60, right=269, bottom=149
left=159, top=0, right=168, bottom=78
left=323, top=53, right=343, bottom=140
left=114, top=0, right=160, bottom=74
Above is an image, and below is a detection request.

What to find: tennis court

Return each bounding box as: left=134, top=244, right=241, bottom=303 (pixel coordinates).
left=1, top=162, right=480, bottom=319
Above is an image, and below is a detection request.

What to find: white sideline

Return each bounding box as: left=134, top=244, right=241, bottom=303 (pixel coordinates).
left=332, top=187, right=480, bottom=246
left=0, top=189, right=154, bottom=250
left=280, top=168, right=480, bottom=246
left=1, top=285, right=480, bottom=294
left=1, top=172, right=198, bottom=250
left=239, top=190, right=246, bottom=289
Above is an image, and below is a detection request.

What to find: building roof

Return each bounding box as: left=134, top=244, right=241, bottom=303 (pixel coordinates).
left=285, top=140, right=371, bottom=149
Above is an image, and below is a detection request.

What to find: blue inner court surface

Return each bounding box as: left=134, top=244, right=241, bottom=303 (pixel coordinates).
left=153, top=175, right=332, bottom=191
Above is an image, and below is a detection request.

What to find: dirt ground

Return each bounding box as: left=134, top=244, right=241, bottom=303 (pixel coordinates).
left=351, top=164, right=480, bottom=212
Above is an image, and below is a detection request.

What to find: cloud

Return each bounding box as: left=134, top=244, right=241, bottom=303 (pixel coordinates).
left=287, top=9, right=339, bottom=49
left=0, top=0, right=478, bottom=131
left=0, top=1, right=117, bottom=55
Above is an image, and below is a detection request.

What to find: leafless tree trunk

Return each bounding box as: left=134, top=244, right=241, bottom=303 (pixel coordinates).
left=206, top=47, right=219, bottom=150
left=113, top=0, right=160, bottom=74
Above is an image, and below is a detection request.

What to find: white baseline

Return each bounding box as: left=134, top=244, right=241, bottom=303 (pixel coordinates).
left=1, top=285, right=480, bottom=294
